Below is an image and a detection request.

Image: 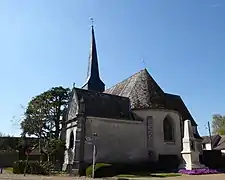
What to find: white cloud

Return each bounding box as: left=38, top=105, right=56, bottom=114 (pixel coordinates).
left=210, top=4, right=222, bottom=8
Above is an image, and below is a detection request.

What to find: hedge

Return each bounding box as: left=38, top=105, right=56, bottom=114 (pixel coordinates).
left=13, top=160, right=53, bottom=175
left=86, top=163, right=112, bottom=177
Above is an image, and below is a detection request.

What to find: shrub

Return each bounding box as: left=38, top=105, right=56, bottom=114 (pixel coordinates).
left=85, top=163, right=111, bottom=177
left=13, top=160, right=53, bottom=175
left=85, top=163, right=153, bottom=178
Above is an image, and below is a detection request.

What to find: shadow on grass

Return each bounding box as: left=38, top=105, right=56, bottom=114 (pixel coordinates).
left=151, top=173, right=181, bottom=178
left=116, top=172, right=181, bottom=178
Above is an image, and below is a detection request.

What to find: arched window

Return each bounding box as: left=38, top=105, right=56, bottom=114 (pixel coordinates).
left=69, top=131, right=74, bottom=149
left=163, top=116, right=174, bottom=142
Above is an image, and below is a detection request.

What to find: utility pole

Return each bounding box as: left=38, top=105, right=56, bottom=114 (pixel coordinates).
left=208, top=121, right=213, bottom=150
left=92, top=132, right=97, bottom=178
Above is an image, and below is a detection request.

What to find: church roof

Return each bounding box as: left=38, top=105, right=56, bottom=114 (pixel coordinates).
left=74, top=88, right=137, bottom=120
left=104, top=69, right=165, bottom=109
left=164, top=93, right=197, bottom=126
left=104, top=69, right=197, bottom=126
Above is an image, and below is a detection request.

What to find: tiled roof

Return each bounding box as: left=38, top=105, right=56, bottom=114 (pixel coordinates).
left=104, top=69, right=165, bottom=109
left=202, top=135, right=221, bottom=147
left=105, top=69, right=198, bottom=126
left=75, top=88, right=137, bottom=120
left=164, top=93, right=197, bottom=126
left=202, top=135, right=225, bottom=150
left=214, top=135, right=225, bottom=150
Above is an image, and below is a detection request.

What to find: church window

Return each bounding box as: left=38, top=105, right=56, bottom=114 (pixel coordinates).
left=163, top=116, right=175, bottom=142
left=69, top=131, right=74, bottom=149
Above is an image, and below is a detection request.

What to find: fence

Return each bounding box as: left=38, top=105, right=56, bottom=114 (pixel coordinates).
left=201, top=150, right=225, bottom=169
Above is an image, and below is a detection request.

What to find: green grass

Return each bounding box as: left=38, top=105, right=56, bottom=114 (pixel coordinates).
left=3, top=167, right=13, bottom=173
left=116, top=172, right=181, bottom=178
left=151, top=173, right=181, bottom=177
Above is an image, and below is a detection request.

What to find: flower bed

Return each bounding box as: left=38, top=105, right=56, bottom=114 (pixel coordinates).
left=178, top=168, right=220, bottom=175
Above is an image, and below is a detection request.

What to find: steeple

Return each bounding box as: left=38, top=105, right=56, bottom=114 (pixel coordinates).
left=82, top=22, right=105, bottom=92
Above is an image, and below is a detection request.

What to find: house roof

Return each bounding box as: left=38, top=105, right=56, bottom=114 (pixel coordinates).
left=202, top=135, right=221, bottom=147
left=214, top=135, right=225, bottom=150
left=202, top=135, right=225, bottom=150
left=105, top=69, right=197, bottom=126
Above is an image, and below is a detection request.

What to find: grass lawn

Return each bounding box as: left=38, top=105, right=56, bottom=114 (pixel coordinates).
left=116, top=172, right=181, bottom=178
left=3, top=167, right=13, bottom=174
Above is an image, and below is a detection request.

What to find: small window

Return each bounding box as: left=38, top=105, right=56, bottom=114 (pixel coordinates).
left=69, top=131, right=74, bottom=149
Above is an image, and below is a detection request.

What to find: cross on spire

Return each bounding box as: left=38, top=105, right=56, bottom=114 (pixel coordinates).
left=141, top=58, right=146, bottom=69
left=90, top=17, right=94, bottom=28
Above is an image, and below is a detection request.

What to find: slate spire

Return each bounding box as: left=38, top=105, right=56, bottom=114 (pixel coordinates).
left=82, top=23, right=105, bottom=92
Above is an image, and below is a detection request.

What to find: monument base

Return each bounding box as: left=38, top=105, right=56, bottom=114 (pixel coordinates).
left=179, top=162, right=205, bottom=170
left=62, top=163, right=68, bottom=171
left=180, top=151, right=205, bottom=170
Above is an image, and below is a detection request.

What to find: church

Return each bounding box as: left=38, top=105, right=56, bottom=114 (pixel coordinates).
left=63, top=25, right=202, bottom=172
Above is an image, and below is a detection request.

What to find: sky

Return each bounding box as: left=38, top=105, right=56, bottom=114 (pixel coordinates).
left=0, top=0, right=225, bottom=136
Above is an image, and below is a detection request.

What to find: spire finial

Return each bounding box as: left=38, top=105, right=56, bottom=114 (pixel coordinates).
left=141, top=58, right=146, bottom=69
left=90, top=17, right=94, bottom=28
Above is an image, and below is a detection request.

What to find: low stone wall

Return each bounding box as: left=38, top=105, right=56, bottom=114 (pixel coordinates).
left=0, top=151, right=19, bottom=167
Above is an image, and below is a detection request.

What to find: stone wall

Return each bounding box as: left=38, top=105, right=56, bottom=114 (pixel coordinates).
left=84, top=116, right=148, bottom=163
left=133, top=109, right=182, bottom=159
left=0, top=151, right=19, bottom=167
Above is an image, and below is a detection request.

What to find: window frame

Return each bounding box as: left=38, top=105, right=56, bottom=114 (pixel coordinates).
left=163, top=115, right=175, bottom=143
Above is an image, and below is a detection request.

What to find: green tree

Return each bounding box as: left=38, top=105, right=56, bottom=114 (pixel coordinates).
left=212, top=114, right=225, bottom=135
left=21, top=86, right=71, bottom=139
left=45, top=138, right=65, bottom=163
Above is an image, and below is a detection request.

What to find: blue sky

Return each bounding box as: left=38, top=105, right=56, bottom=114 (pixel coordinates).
left=0, top=0, right=224, bottom=136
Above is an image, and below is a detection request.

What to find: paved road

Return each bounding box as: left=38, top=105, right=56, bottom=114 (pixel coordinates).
left=0, top=174, right=225, bottom=180
left=119, top=174, right=225, bottom=180
left=0, top=174, right=93, bottom=180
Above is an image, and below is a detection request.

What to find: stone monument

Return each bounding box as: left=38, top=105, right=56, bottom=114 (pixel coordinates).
left=180, top=119, right=205, bottom=170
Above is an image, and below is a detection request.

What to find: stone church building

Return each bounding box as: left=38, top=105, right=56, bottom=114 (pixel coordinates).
left=63, top=26, right=201, bottom=171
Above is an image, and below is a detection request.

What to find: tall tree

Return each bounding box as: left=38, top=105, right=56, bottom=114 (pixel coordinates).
left=21, top=86, right=71, bottom=139
left=212, top=114, right=225, bottom=135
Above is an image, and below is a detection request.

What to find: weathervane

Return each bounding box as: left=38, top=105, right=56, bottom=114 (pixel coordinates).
left=141, top=58, right=146, bottom=68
